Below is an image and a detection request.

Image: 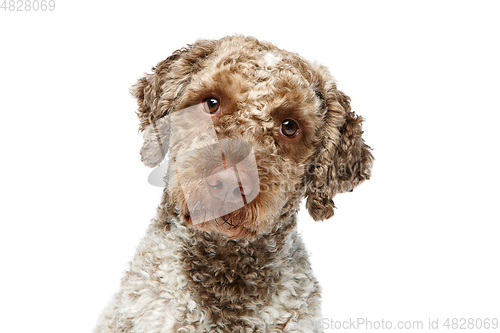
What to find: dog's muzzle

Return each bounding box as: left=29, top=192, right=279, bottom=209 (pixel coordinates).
left=204, top=140, right=256, bottom=204
left=174, top=140, right=260, bottom=224
left=145, top=103, right=261, bottom=225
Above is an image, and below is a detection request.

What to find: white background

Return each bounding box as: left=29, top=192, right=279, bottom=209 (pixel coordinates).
left=1, top=1, right=499, bottom=332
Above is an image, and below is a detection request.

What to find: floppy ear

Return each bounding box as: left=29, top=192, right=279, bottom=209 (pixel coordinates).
left=131, top=40, right=217, bottom=167
left=306, top=82, right=373, bottom=221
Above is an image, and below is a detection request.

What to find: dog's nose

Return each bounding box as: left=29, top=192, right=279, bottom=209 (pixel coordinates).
left=206, top=166, right=254, bottom=203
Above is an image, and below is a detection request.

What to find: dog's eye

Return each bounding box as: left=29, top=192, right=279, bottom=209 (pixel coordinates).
left=203, top=97, right=220, bottom=114
left=280, top=119, right=299, bottom=137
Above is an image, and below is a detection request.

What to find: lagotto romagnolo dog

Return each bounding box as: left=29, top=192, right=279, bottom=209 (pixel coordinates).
left=95, top=35, right=373, bottom=333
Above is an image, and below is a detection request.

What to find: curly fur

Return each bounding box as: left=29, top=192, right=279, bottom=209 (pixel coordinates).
left=95, top=35, right=373, bottom=333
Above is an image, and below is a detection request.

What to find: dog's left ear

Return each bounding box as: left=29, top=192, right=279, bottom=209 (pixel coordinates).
left=131, top=57, right=177, bottom=167
left=305, top=77, right=373, bottom=221
left=131, top=40, right=217, bottom=167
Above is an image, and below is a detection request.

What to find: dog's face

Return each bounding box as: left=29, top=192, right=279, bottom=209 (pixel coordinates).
left=133, top=36, right=373, bottom=238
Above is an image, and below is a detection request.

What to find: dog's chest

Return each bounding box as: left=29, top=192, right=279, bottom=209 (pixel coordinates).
left=132, top=221, right=322, bottom=332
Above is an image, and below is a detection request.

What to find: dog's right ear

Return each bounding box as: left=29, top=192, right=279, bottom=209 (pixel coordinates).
left=131, top=40, right=217, bottom=167
left=305, top=66, right=373, bottom=221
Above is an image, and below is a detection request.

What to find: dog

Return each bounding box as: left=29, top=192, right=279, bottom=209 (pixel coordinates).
left=95, top=35, right=373, bottom=333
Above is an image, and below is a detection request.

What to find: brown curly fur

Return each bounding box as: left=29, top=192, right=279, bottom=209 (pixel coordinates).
left=95, top=35, right=373, bottom=333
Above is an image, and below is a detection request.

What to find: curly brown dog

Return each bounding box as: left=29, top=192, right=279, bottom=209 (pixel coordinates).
left=95, top=35, right=373, bottom=333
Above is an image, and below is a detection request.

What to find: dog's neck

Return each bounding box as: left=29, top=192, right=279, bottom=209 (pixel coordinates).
left=166, top=215, right=301, bottom=319
left=158, top=194, right=300, bottom=258
left=150, top=192, right=317, bottom=328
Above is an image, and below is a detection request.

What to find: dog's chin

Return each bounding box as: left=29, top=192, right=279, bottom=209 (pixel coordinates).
left=178, top=200, right=276, bottom=239
left=186, top=216, right=257, bottom=239
left=169, top=176, right=288, bottom=239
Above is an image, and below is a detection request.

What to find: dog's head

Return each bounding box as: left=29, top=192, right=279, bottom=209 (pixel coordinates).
left=132, top=36, right=373, bottom=238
